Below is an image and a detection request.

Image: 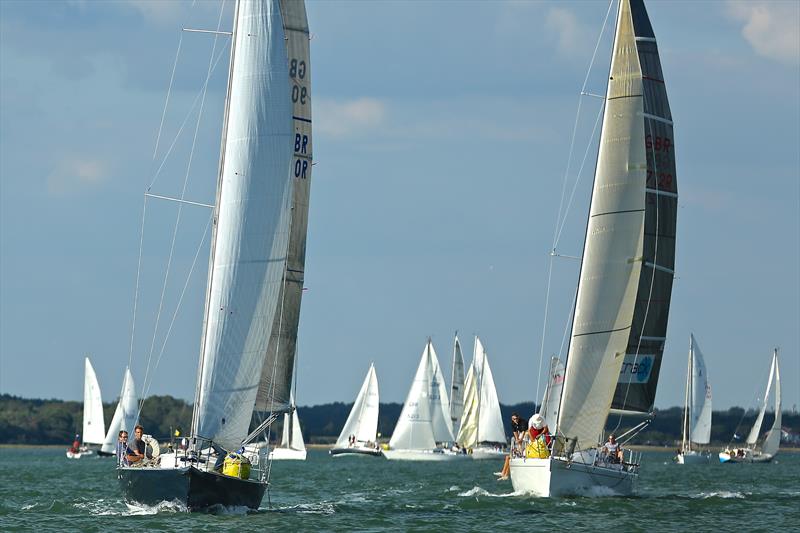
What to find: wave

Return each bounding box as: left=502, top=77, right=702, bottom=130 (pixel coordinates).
left=457, top=486, right=526, bottom=498
left=275, top=502, right=336, bottom=515
left=694, top=491, right=747, bottom=500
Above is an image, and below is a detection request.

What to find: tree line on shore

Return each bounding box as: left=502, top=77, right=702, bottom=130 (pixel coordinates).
left=1, top=393, right=794, bottom=447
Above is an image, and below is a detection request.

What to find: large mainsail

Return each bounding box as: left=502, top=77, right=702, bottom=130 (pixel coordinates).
left=389, top=342, right=438, bottom=450
left=100, top=368, right=138, bottom=455
left=254, top=0, right=313, bottom=414
left=192, top=0, right=296, bottom=451
left=557, top=0, right=677, bottom=450
left=335, top=364, right=380, bottom=447
left=688, top=335, right=712, bottom=445
left=83, top=357, right=105, bottom=445
left=449, top=335, right=466, bottom=435
left=762, top=350, right=781, bottom=456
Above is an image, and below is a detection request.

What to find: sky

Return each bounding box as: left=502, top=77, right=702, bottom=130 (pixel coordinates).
left=1, top=0, right=798, bottom=414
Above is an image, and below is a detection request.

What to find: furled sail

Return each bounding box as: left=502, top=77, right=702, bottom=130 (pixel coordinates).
left=335, top=363, right=380, bottom=447
left=558, top=0, right=677, bottom=450
left=389, top=341, right=439, bottom=450
left=762, top=350, right=781, bottom=456
left=689, top=335, right=712, bottom=445
left=746, top=353, right=776, bottom=445
left=101, top=368, right=138, bottom=455
left=254, top=0, right=313, bottom=414
left=610, top=0, right=678, bottom=414
left=193, top=0, right=295, bottom=451
left=539, top=357, right=565, bottom=434
left=83, top=357, right=106, bottom=445
left=449, top=335, right=466, bottom=435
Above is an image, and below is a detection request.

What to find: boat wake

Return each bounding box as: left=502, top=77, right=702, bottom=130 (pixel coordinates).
left=272, top=502, right=336, bottom=515
left=694, top=491, right=747, bottom=500
left=457, top=486, right=526, bottom=498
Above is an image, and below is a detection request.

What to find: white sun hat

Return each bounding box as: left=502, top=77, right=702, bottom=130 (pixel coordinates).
left=530, top=414, right=546, bottom=430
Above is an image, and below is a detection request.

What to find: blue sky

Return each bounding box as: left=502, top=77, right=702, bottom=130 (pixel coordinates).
left=1, top=0, right=798, bottom=413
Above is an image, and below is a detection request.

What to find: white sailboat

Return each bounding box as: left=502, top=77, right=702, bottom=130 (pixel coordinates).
left=118, top=0, right=313, bottom=511
left=456, top=337, right=507, bottom=459
left=538, top=357, right=565, bottom=435
left=449, top=334, right=466, bottom=436
left=676, top=334, right=711, bottom=464
left=269, top=396, right=307, bottom=461
left=99, top=367, right=138, bottom=458
left=720, top=349, right=781, bottom=464
left=511, top=0, right=678, bottom=497
left=330, top=363, right=382, bottom=457
left=384, top=339, right=466, bottom=461
left=67, top=357, right=106, bottom=459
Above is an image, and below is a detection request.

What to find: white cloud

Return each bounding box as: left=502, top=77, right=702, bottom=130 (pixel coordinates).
left=727, top=1, right=800, bottom=64
left=546, top=7, right=586, bottom=57
left=316, top=98, right=387, bottom=139
left=46, top=157, right=108, bottom=195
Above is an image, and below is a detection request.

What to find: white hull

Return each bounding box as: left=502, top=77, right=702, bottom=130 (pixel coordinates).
left=718, top=451, right=774, bottom=464
left=470, top=446, right=507, bottom=460
left=269, top=447, right=307, bottom=461
left=676, top=450, right=708, bottom=464
left=383, top=449, right=469, bottom=462
left=66, top=446, right=95, bottom=459
left=510, top=456, right=636, bottom=497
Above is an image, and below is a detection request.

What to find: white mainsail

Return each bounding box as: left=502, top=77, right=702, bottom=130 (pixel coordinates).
left=762, top=350, right=781, bottom=456
left=83, top=357, right=105, bottom=445
left=449, top=335, right=466, bottom=435
left=192, top=0, right=296, bottom=451
left=456, top=337, right=506, bottom=446
left=746, top=354, right=776, bottom=445
left=335, top=364, right=380, bottom=447
left=100, top=368, right=138, bottom=455
left=688, top=335, right=712, bottom=445
left=279, top=406, right=305, bottom=451
left=557, top=0, right=677, bottom=451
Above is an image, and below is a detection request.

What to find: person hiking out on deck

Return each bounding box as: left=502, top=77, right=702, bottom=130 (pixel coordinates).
left=496, top=412, right=528, bottom=480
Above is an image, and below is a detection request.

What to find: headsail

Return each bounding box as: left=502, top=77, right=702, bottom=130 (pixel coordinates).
left=389, top=342, right=438, bottom=450
left=193, top=0, right=296, bottom=451
left=101, top=368, right=138, bottom=455
left=280, top=396, right=305, bottom=452
left=456, top=338, right=505, bottom=445
left=539, top=357, right=565, bottom=434
left=449, top=334, right=466, bottom=435
left=83, top=357, right=105, bottom=445
left=430, top=343, right=455, bottom=443
left=762, top=350, right=781, bottom=456
left=610, top=0, right=678, bottom=414
left=254, top=0, right=313, bottom=414
left=335, top=364, right=380, bottom=447
left=746, top=353, right=776, bottom=445
left=689, top=335, right=711, bottom=445
left=557, top=0, right=677, bottom=450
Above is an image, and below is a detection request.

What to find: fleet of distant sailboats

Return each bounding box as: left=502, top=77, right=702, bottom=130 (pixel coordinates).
left=57, top=0, right=789, bottom=514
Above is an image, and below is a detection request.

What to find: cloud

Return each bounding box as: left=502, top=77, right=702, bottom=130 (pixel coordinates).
left=546, top=7, right=586, bottom=57
left=726, top=1, right=800, bottom=64
left=316, top=98, right=387, bottom=139
left=46, top=157, right=108, bottom=195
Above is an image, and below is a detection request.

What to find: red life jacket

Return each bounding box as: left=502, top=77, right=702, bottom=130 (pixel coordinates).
left=529, top=426, right=552, bottom=446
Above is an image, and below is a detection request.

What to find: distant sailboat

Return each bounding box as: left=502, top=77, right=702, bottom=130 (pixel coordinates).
left=67, top=357, right=106, bottom=459
left=456, top=337, right=507, bottom=458
left=117, top=0, right=313, bottom=511
left=538, top=357, right=565, bottom=434
left=676, top=334, right=711, bottom=464
left=449, top=334, right=466, bottom=436
left=330, top=363, right=382, bottom=457
left=99, top=368, right=138, bottom=458
left=720, top=349, right=781, bottom=463
left=384, top=339, right=466, bottom=461
left=269, top=395, right=307, bottom=461
left=511, top=0, right=678, bottom=496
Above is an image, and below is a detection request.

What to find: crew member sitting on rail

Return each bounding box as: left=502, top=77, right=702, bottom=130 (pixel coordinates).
left=602, top=434, right=623, bottom=464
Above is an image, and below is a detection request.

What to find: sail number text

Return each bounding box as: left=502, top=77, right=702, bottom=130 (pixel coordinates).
left=290, top=58, right=308, bottom=105
left=294, top=134, right=309, bottom=179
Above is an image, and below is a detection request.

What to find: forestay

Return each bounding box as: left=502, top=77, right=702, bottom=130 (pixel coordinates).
left=449, top=335, right=466, bottom=436
left=101, top=368, right=138, bottom=455
left=83, top=357, right=106, bottom=445
left=254, top=0, right=313, bottom=414
left=335, top=364, right=380, bottom=447
left=193, top=0, right=295, bottom=451
left=558, top=0, right=677, bottom=451
left=689, top=336, right=712, bottom=444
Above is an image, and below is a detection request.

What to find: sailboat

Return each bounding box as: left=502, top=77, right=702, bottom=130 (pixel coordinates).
left=511, top=0, right=678, bottom=496
left=449, top=334, right=466, bottom=436
left=676, top=334, right=711, bottom=464
left=538, top=357, right=565, bottom=435
left=330, top=363, right=382, bottom=457
left=384, top=339, right=466, bottom=461
left=67, top=357, right=106, bottom=459
left=719, top=349, right=781, bottom=464
left=118, top=0, right=313, bottom=511
left=456, top=337, right=507, bottom=458
left=268, top=396, right=307, bottom=460
left=98, top=368, right=138, bottom=458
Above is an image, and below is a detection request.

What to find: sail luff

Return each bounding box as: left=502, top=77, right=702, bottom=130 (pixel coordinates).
left=193, top=0, right=296, bottom=451
left=83, top=357, right=105, bottom=445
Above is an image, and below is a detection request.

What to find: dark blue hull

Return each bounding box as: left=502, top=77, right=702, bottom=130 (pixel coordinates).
left=118, top=466, right=266, bottom=511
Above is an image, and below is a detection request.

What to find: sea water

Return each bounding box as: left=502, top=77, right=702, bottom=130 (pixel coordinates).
left=1, top=447, right=797, bottom=531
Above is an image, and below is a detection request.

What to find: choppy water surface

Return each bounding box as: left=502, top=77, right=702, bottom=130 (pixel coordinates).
left=1, top=447, right=797, bottom=531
